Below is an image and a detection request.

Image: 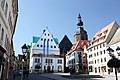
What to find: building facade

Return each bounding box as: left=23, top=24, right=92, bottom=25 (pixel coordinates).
left=0, top=0, right=18, bottom=80
left=66, top=14, right=89, bottom=74
left=29, top=27, right=64, bottom=73
left=87, top=21, right=119, bottom=76
left=66, top=40, right=90, bottom=73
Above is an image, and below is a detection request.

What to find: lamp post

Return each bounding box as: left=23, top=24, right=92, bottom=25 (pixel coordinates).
left=106, top=47, right=120, bottom=80
left=21, top=44, right=28, bottom=80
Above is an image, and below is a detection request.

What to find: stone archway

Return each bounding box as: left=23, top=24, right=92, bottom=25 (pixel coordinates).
left=58, top=65, right=62, bottom=72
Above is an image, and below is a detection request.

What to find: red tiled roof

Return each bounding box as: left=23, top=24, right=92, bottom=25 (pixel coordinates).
left=66, top=40, right=90, bottom=55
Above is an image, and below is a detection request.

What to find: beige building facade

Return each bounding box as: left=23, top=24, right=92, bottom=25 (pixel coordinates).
left=88, top=21, right=120, bottom=76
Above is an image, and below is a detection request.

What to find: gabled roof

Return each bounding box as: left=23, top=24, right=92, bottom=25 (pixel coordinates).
left=59, top=35, right=73, bottom=54
left=66, top=40, right=90, bottom=55
left=107, top=28, right=120, bottom=46
left=33, top=36, right=40, bottom=43
left=53, top=38, right=59, bottom=44
left=91, top=21, right=119, bottom=46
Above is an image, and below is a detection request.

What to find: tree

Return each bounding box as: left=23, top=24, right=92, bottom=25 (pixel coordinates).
left=107, top=58, right=120, bottom=80
left=107, top=58, right=120, bottom=68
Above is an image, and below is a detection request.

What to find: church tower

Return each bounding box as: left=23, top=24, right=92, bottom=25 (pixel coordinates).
left=74, top=14, right=88, bottom=43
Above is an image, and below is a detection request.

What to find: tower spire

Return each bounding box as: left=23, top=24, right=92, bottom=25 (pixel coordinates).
left=77, top=13, right=83, bottom=27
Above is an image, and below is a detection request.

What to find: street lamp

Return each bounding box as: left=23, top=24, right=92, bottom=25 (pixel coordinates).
left=116, top=47, right=120, bottom=56
left=21, top=44, right=28, bottom=80
left=106, top=47, right=120, bottom=80
left=106, top=47, right=114, bottom=58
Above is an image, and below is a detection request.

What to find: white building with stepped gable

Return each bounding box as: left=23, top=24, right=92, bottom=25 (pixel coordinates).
left=29, top=27, right=64, bottom=73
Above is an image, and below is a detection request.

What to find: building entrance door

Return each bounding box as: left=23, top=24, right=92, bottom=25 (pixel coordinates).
left=47, top=66, right=51, bottom=73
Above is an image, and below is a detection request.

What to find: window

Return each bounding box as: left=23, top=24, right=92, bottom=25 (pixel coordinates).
left=48, top=34, right=49, bottom=36
left=103, top=43, right=105, bottom=47
left=50, top=45, right=53, bottom=48
left=58, top=59, right=62, bottom=64
left=38, top=59, right=40, bottom=63
left=45, top=59, right=47, bottom=63
left=1, top=28, right=4, bottom=41
left=89, top=54, right=93, bottom=58
left=95, top=67, right=97, bottom=73
left=104, top=50, right=106, bottom=54
left=100, top=44, right=102, bottom=48
left=4, top=3, right=8, bottom=17
left=104, top=57, right=106, bottom=62
left=97, top=59, right=99, bottom=63
left=95, top=60, right=96, bottom=64
left=41, top=38, right=43, bottom=41
left=37, top=44, right=39, bottom=47
left=48, top=59, right=50, bottom=63
left=54, top=46, right=56, bottom=48
left=1, top=0, right=5, bottom=10
left=40, top=45, right=42, bottom=47
left=35, top=58, right=37, bottom=63
left=97, top=52, right=99, bottom=56
left=100, top=51, right=102, bottom=55
left=97, top=46, right=98, bottom=49
left=101, top=58, right=103, bottom=63
left=51, top=39, right=53, bottom=41
left=89, top=66, right=93, bottom=72
left=45, top=33, right=46, bottom=35
left=98, top=67, right=100, bottom=73
left=94, top=53, right=96, bottom=57
left=90, top=48, right=92, bottom=52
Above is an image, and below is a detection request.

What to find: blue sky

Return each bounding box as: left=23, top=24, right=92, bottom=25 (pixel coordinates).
left=13, top=0, right=120, bottom=54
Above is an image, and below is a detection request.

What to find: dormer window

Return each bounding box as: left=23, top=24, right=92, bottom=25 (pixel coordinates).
left=77, top=46, right=81, bottom=49
left=93, top=37, right=96, bottom=40
left=103, top=30, right=108, bottom=34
